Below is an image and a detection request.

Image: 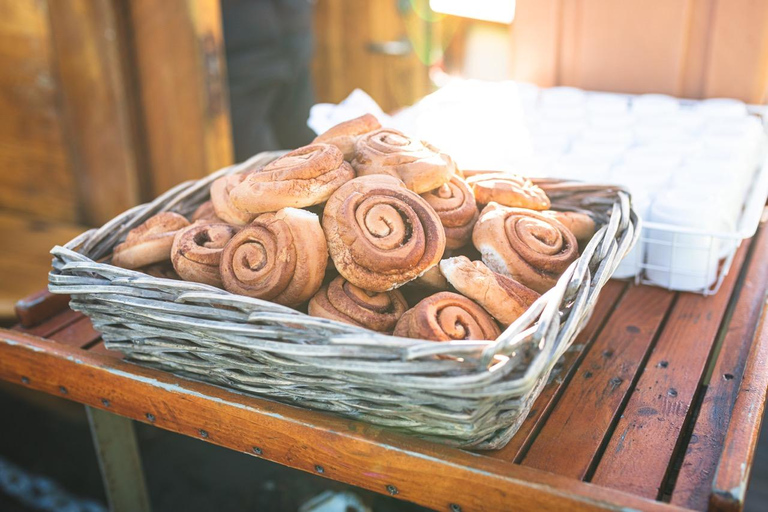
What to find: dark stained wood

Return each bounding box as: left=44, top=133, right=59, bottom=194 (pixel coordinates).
left=0, top=212, right=85, bottom=319
left=88, top=341, right=122, bottom=358
left=0, top=0, right=79, bottom=223
left=672, top=215, right=768, bottom=509
left=0, top=329, right=682, bottom=512
left=14, top=290, right=70, bottom=328
left=590, top=243, right=750, bottom=499
left=709, top=308, right=768, bottom=512
left=127, top=0, right=232, bottom=197
left=48, top=316, right=102, bottom=349
left=13, top=309, right=82, bottom=339
left=487, top=280, right=627, bottom=462
left=47, top=0, right=141, bottom=225
left=521, top=285, right=676, bottom=478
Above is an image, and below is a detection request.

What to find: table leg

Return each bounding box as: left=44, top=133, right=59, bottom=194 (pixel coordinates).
left=86, top=406, right=151, bottom=512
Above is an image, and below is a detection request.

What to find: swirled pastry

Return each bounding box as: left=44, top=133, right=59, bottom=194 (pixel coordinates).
left=220, top=208, right=327, bottom=306
left=312, top=114, right=381, bottom=160
left=308, top=276, right=407, bottom=332
left=210, top=174, right=257, bottom=225
left=439, top=256, right=540, bottom=326
left=393, top=292, right=500, bottom=341
left=322, top=175, right=446, bottom=292
left=171, top=223, right=240, bottom=287
left=472, top=203, right=578, bottom=293
left=112, top=212, right=190, bottom=269
left=421, top=176, right=478, bottom=249
left=230, top=144, right=354, bottom=214
left=468, top=173, right=550, bottom=210
left=352, top=128, right=456, bottom=193
left=543, top=211, right=596, bottom=246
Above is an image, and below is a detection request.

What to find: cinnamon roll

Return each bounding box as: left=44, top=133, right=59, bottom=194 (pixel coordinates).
left=171, top=223, right=240, bottom=287
left=421, top=176, right=478, bottom=249
left=220, top=208, right=327, bottom=306
left=210, top=174, right=256, bottom=225
left=312, top=114, right=381, bottom=160
left=468, top=173, right=550, bottom=210
left=472, top=203, right=579, bottom=293
left=352, top=128, right=456, bottom=193
left=393, top=292, right=500, bottom=341
left=112, top=212, right=190, bottom=269
left=308, top=276, right=408, bottom=332
left=322, top=175, right=446, bottom=292
left=543, top=211, right=596, bottom=246
left=230, top=144, right=355, bottom=214
left=191, top=201, right=225, bottom=224
left=439, top=256, right=540, bottom=326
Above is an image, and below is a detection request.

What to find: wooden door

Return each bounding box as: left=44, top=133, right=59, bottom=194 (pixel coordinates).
left=313, top=0, right=443, bottom=111
left=0, top=0, right=232, bottom=227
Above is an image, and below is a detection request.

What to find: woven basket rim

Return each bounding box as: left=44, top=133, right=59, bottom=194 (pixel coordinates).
left=48, top=150, right=640, bottom=448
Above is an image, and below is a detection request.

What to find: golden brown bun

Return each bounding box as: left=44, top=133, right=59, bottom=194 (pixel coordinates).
left=191, top=201, right=225, bottom=224
left=421, top=176, right=478, bottom=249
left=543, top=211, right=596, bottom=246
left=112, top=212, right=190, bottom=269
left=171, top=223, right=240, bottom=287
left=439, top=256, right=540, bottom=326
left=352, top=128, right=455, bottom=193
left=322, top=175, right=446, bottom=292
left=230, top=144, right=355, bottom=214
left=312, top=114, right=381, bottom=160
left=467, top=173, right=550, bottom=210
left=393, top=292, right=500, bottom=341
left=210, top=174, right=257, bottom=225
left=219, top=208, right=327, bottom=306
left=472, top=203, right=578, bottom=293
left=409, top=264, right=449, bottom=291
left=308, top=276, right=408, bottom=332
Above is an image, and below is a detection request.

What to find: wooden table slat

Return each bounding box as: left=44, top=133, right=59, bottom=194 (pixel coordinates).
left=521, top=285, right=676, bottom=479
left=14, top=290, right=70, bottom=328
left=590, top=242, right=749, bottom=499
left=709, top=307, right=768, bottom=512
left=669, top=217, right=768, bottom=510
left=48, top=316, right=102, bottom=349
left=487, top=280, right=628, bottom=462
left=12, top=309, right=83, bottom=338
left=87, top=340, right=121, bottom=358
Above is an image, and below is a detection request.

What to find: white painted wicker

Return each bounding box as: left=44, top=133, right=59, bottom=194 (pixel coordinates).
left=48, top=151, right=639, bottom=449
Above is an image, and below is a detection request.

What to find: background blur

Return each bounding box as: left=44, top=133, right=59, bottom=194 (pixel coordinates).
left=2, top=0, right=768, bottom=509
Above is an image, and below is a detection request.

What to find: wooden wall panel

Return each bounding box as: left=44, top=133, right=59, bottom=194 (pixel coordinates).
left=507, top=0, right=560, bottom=87
left=48, top=0, right=141, bottom=225
left=0, top=0, right=78, bottom=222
left=128, top=0, right=232, bottom=196
left=566, top=0, right=693, bottom=94
left=510, top=0, right=768, bottom=102
left=703, top=0, right=768, bottom=102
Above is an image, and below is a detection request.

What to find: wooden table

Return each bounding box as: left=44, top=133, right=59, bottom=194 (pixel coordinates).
left=2, top=214, right=767, bottom=512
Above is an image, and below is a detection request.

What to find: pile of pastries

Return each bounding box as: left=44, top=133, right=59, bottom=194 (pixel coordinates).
left=111, top=115, right=596, bottom=342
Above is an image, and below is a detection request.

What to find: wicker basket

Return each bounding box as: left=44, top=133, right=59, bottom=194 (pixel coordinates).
left=48, top=151, right=639, bottom=449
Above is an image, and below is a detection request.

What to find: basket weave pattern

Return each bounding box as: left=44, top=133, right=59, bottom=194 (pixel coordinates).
left=49, top=151, right=639, bottom=449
